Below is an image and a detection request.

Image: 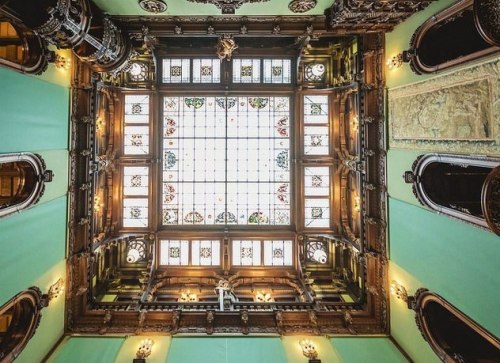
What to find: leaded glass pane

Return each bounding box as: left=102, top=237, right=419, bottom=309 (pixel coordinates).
left=263, top=240, right=293, bottom=266
left=304, top=167, right=330, bottom=196
left=162, top=59, right=190, bottom=83
left=305, top=198, right=330, bottom=228
left=159, top=240, right=189, bottom=265
left=304, top=126, right=329, bottom=155
left=232, top=240, right=261, bottom=266
left=123, top=166, right=149, bottom=196
left=304, top=62, right=327, bottom=83
left=303, top=95, right=328, bottom=124
left=233, top=59, right=261, bottom=83
left=192, top=240, right=220, bottom=266
left=123, top=198, right=148, bottom=227
left=192, top=58, right=221, bottom=83
left=162, top=95, right=291, bottom=226
left=124, top=126, right=149, bottom=155
left=263, top=59, right=291, bottom=83
left=124, top=95, right=149, bottom=123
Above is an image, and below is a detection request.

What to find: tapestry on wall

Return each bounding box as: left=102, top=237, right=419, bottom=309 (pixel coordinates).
left=388, top=57, right=499, bottom=155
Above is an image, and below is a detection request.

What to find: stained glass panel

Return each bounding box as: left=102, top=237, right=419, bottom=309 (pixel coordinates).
left=162, top=95, right=291, bottom=225
left=233, top=59, right=261, bottom=83
left=192, top=58, right=221, bottom=83
left=303, top=95, right=328, bottom=124
left=263, top=59, right=291, bottom=83
left=192, top=240, right=220, bottom=266
left=304, top=126, right=329, bottom=155
left=162, top=59, right=190, bottom=83
left=159, top=240, right=189, bottom=265
left=123, top=198, right=148, bottom=227
left=305, top=198, right=330, bottom=228
left=304, top=62, right=327, bottom=83
left=304, top=167, right=330, bottom=196
left=124, top=95, right=149, bottom=123
left=263, top=240, right=293, bottom=266
left=232, top=240, right=261, bottom=266
left=124, top=126, right=149, bottom=155
left=123, top=166, right=149, bottom=196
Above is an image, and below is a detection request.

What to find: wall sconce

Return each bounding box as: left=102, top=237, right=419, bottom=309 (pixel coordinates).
left=95, top=117, right=104, bottom=132
left=386, top=53, right=403, bottom=70
left=255, top=290, right=273, bottom=302
left=351, top=115, right=359, bottom=132
left=48, top=278, right=64, bottom=301
left=354, top=196, right=361, bottom=213
left=134, top=339, right=154, bottom=362
left=178, top=290, right=198, bottom=302
left=54, top=54, right=70, bottom=70
left=390, top=280, right=408, bottom=303
left=94, top=195, right=102, bottom=213
left=299, top=339, right=321, bottom=363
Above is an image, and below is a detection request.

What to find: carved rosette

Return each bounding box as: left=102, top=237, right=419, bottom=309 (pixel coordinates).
left=186, top=0, right=271, bottom=14
left=288, top=0, right=317, bottom=13
left=139, top=0, right=168, bottom=13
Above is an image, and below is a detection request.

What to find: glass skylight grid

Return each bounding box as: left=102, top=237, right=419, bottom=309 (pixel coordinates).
left=159, top=240, right=189, bottom=265
left=233, top=59, right=261, bottom=83
left=263, top=240, right=293, bottom=266
left=191, top=240, right=221, bottom=266
left=192, top=58, right=221, bottom=83
left=162, top=95, right=291, bottom=226
left=305, top=198, right=330, bottom=228
left=124, top=95, right=149, bottom=124
left=123, top=198, right=148, bottom=228
left=263, top=59, right=291, bottom=83
left=162, top=59, right=190, bottom=83
left=304, top=167, right=330, bottom=196
left=232, top=240, right=261, bottom=266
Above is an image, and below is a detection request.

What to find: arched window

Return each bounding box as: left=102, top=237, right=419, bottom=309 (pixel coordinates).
left=410, top=289, right=500, bottom=362
left=406, top=0, right=499, bottom=75
left=0, top=153, right=53, bottom=218
left=0, top=18, right=50, bottom=74
left=0, top=287, right=46, bottom=362
left=404, top=153, right=500, bottom=235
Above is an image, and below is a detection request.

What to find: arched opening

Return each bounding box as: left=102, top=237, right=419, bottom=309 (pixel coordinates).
left=404, top=153, right=500, bottom=235
left=0, top=288, right=46, bottom=362
left=412, top=289, right=500, bottom=362
left=0, top=153, right=53, bottom=218
left=0, top=18, right=49, bottom=74
left=406, top=0, right=499, bottom=74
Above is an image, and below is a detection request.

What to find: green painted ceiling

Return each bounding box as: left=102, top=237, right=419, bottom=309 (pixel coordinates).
left=92, top=0, right=334, bottom=16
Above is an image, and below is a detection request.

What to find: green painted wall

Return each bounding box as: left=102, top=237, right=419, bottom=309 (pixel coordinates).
left=49, top=336, right=407, bottom=363
left=0, top=62, right=70, bottom=361
left=388, top=198, right=500, bottom=336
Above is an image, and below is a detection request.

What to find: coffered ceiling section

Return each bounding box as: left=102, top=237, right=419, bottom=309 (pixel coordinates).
left=92, top=0, right=333, bottom=16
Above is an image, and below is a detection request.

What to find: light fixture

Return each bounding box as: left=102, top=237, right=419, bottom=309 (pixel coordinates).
left=390, top=280, right=408, bottom=302
left=54, top=54, right=70, bottom=70
left=48, top=278, right=64, bottom=301
left=386, top=53, right=403, bottom=70
left=351, top=114, right=359, bottom=132
left=179, top=290, right=198, bottom=302
left=136, top=338, right=154, bottom=359
left=255, top=290, right=273, bottom=302
left=299, top=339, right=321, bottom=363
left=354, top=196, right=361, bottom=212
left=93, top=195, right=102, bottom=213
left=95, top=117, right=104, bottom=132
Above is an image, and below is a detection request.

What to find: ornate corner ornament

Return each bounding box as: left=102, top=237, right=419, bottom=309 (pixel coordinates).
left=139, top=0, right=167, bottom=13
left=288, top=0, right=317, bottom=13
left=186, top=0, right=271, bottom=14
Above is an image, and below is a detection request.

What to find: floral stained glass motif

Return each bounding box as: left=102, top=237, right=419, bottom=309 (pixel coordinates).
left=162, top=96, right=291, bottom=225
left=263, top=59, right=291, bottom=83
left=124, top=167, right=149, bottom=196
left=164, top=118, right=176, bottom=137
left=303, top=95, right=328, bottom=124
left=276, top=116, right=288, bottom=137
left=160, top=240, right=189, bottom=265
left=124, top=95, right=149, bottom=123
left=162, top=59, right=190, bottom=83
left=123, top=198, right=148, bottom=227
left=233, top=59, right=261, bottom=83
left=193, top=59, right=220, bottom=83
left=192, top=240, right=220, bottom=266
left=305, top=167, right=330, bottom=196
left=304, top=126, right=329, bottom=155
left=232, top=240, right=261, bottom=266
left=305, top=198, right=330, bottom=228
left=263, top=240, right=293, bottom=266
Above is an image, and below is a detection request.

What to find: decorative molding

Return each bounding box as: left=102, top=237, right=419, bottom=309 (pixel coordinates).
left=288, top=0, right=317, bottom=13
left=139, top=0, right=167, bottom=13
left=186, top=0, right=271, bottom=14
